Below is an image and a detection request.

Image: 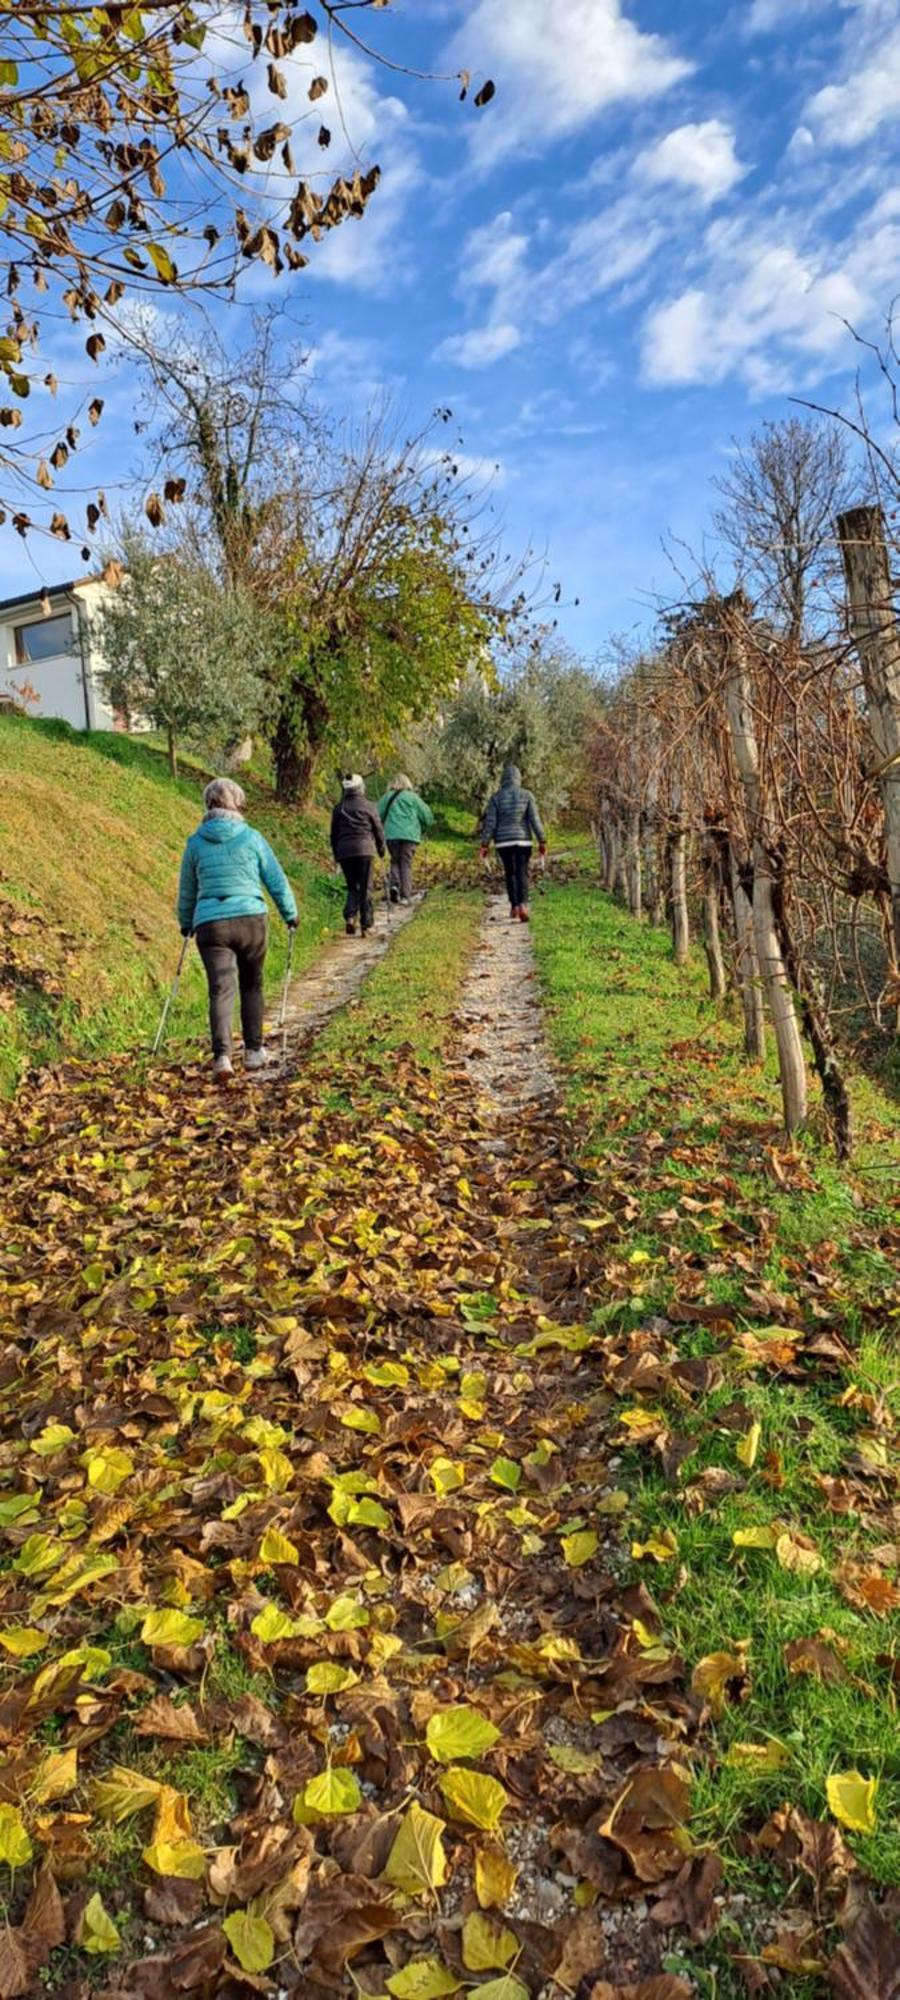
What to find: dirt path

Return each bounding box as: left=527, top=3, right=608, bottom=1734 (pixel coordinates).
left=281, top=891, right=420, bottom=1041
left=457, top=893, right=556, bottom=1108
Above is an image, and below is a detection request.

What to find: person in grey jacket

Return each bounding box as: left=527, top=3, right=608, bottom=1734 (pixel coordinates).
left=480, top=763, right=546, bottom=921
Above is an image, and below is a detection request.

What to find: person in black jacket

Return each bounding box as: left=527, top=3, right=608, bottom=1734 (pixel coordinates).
left=330, top=774, right=386, bottom=936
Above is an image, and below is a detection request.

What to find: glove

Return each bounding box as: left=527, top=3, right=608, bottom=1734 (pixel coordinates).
left=479, top=845, right=489, bottom=861
left=180, top=928, right=192, bottom=939
left=539, top=844, right=547, bottom=858
left=287, top=918, right=298, bottom=931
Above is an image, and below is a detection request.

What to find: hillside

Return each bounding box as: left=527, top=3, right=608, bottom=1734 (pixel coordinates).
left=0, top=717, right=341, bottom=1093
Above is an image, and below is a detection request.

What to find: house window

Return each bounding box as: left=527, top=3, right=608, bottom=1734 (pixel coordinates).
left=14, top=612, right=73, bottom=664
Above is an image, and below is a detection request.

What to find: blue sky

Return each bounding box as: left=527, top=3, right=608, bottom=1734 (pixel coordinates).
left=5, top=0, right=900, bottom=656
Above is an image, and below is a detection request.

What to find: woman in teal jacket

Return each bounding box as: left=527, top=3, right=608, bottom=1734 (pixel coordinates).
left=177, top=777, right=297, bottom=1080
left=377, top=774, right=434, bottom=904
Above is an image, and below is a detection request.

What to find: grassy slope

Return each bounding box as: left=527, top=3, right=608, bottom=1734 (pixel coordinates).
left=0, top=717, right=344, bottom=1092
left=532, top=880, right=900, bottom=1955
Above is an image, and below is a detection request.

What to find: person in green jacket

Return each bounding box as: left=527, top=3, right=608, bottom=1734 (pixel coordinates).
left=177, top=777, right=297, bottom=1081
left=377, top=774, right=434, bottom=904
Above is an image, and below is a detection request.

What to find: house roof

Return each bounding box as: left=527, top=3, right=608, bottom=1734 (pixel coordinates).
left=0, top=577, right=98, bottom=617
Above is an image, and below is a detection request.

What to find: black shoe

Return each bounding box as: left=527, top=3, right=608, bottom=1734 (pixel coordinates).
left=345, top=920, right=356, bottom=936
left=389, top=886, right=400, bottom=904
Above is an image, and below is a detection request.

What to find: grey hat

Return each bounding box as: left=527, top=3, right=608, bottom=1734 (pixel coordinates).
left=342, top=773, right=364, bottom=792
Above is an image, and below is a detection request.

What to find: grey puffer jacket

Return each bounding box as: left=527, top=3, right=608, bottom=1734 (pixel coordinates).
left=482, top=765, right=545, bottom=847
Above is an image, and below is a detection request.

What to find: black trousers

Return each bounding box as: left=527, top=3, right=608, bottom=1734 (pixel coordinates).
left=498, top=844, right=532, bottom=909
left=388, top=838, right=417, bottom=901
left=194, top=915, right=267, bottom=1057
left=340, top=855, right=373, bottom=927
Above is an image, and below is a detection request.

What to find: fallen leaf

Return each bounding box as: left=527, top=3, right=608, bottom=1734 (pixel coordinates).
left=462, top=1910, right=519, bottom=1971
left=426, top=1706, right=500, bottom=1764
left=76, top=1891, right=121, bottom=1955
left=829, top=1898, right=900, bottom=2000
left=222, top=1909, right=275, bottom=1973
left=826, top=1771, right=878, bottom=1835
left=438, top=1766, right=508, bottom=1831
left=383, top=1801, right=448, bottom=1897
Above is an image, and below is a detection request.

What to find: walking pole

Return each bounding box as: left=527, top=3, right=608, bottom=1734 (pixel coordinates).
left=152, top=935, right=190, bottom=1058
left=279, top=927, right=296, bottom=1064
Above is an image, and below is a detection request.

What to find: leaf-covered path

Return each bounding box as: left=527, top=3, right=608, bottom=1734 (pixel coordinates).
left=0, top=880, right=897, bottom=2000
left=457, top=899, right=556, bottom=1111
left=282, top=895, right=420, bottom=1046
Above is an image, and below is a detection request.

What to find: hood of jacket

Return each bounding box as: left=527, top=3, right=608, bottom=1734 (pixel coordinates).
left=195, top=813, right=248, bottom=844
left=501, top=763, right=521, bottom=788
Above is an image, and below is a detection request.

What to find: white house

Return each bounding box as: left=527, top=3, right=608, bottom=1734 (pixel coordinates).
left=0, top=575, right=119, bottom=730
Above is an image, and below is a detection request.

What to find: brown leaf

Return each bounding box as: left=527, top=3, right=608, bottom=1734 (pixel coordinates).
left=758, top=1806, right=855, bottom=1892
left=0, top=1932, right=29, bottom=2000
left=784, top=1636, right=849, bottom=1685
left=133, top=1697, right=208, bottom=1744
left=829, top=1900, right=900, bottom=2000
left=651, top=1853, right=723, bottom=1943
left=551, top=1909, right=607, bottom=1988
left=143, top=1878, right=205, bottom=1928
left=588, top=1980, right=693, bottom=2000
left=599, top=1766, right=691, bottom=1884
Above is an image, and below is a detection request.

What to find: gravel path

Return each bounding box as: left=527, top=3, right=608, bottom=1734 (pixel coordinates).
left=457, top=894, right=556, bottom=1108
left=281, top=891, right=420, bottom=1041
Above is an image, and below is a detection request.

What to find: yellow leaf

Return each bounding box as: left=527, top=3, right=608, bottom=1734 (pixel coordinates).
left=13, top=1534, right=61, bottom=1577
left=690, top=1651, right=748, bottom=1722
left=91, top=1765, right=161, bottom=1823
left=428, top=1456, right=466, bottom=1495
left=348, top=1497, right=392, bottom=1530
left=306, top=1662, right=359, bottom=1695
left=426, top=1706, right=500, bottom=1765
left=341, top=1407, right=381, bottom=1434
left=257, top=1447, right=294, bottom=1492
left=733, top=1523, right=780, bottom=1550
left=30, top=1746, right=78, bottom=1804
left=258, top=1526, right=299, bottom=1566
left=142, top=1837, right=206, bottom=1879
left=468, top=1979, right=528, bottom=2000
left=383, top=1800, right=448, bottom=1897
left=631, top=1530, right=678, bottom=1563
left=146, top=241, right=178, bottom=283
left=475, top=1847, right=519, bottom=1910
left=222, top=1910, right=275, bottom=1974
left=299, top=1768, right=362, bottom=1818
left=725, top=1741, right=791, bottom=1773
left=32, top=1423, right=77, bottom=1456
left=325, top=1594, right=369, bottom=1632
left=141, top=1608, right=203, bottom=1648
left=386, top=1960, right=461, bottom=1998
left=596, top=1490, right=629, bottom=1516
left=251, top=1601, right=302, bottom=1643
left=83, top=1446, right=134, bottom=1496
left=77, top=1891, right=120, bottom=1955
left=363, top=1361, right=409, bottom=1388
left=489, top=1456, right=520, bottom=1492
left=547, top=1745, right=602, bottom=1774
left=462, top=1910, right=519, bottom=1972
left=438, top=1767, right=508, bottom=1832
left=0, top=1627, right=47, bottom=1658
left=826, top=1770, right=878, bottom=1834
left=775, top=1531, right=821, bottom=1576
left=561, top=1529, right=598, bottom=1568
left=0, top=1803, right=32, bottom=1867
left=735, top=1422, right=761, bottom=1469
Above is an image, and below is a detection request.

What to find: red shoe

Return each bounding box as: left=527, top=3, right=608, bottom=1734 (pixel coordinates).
left=518, top=904, right=530, bottom=921
left=510, top=905, right=520, bottom=919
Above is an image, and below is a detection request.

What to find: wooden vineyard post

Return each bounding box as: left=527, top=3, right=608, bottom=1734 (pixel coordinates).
left=837, top=504, right=900, bottom=1006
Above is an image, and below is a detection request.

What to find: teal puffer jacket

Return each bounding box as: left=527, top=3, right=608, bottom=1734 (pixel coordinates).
left=377, top=788, right=434, bottom=845
left=177, top=814, right=297, bottom=932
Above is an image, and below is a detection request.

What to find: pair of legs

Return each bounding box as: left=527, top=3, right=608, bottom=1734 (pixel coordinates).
left=341, top=855, right=374, bottom=932
left=194, top=916, right=267, bottom=1058
left=498, top=843, right=532, bottom=914
left=388, top=838, right=417, bottom=903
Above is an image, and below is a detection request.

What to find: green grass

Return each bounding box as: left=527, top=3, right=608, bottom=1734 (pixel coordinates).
left=531, top=882, right=900, bottom=1939
left=0, top=715, right=343, bottom=1092
left=315, top=884, right=483, bottom=1108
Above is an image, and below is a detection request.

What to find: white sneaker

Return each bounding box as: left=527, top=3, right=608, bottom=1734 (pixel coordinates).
left=213, top=1054, right=234, bottom=1081
left=245, top=1046, right=271, bottom=1072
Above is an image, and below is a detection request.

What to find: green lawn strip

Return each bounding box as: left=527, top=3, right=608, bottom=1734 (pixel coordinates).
left=531, top=882, right=900, bottom=1959
left=313, top=885, right=483, bottom=1109
left=0, top=717, right=342, bottom=1090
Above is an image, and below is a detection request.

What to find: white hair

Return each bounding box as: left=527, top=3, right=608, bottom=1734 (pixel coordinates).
left=204, top=776, right=246, bottom=813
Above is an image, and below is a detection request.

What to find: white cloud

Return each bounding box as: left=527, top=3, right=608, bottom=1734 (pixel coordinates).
left=745, top=0, right=821, bottom=32
left=803, top=22, right=900, bottom=147
left=635, top=120, right=746, bottom=204
left=447, top=0, right=691, bottom=165
left=640, top=196, right=900, bottom=390
left=436, top=321, right=522, bottom=368
left=463, top=212, right=529, bottom=292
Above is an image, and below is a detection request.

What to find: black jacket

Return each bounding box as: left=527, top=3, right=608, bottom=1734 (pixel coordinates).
left=330, top=793, right=386, bottom=862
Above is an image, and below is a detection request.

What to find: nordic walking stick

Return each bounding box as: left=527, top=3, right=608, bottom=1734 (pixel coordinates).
left=152, top=935, right=190, bottom=1057
left=279, top=926, right=296, bottom=1063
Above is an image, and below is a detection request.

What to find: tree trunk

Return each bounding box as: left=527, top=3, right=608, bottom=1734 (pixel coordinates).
left=668, top=828, right=690, bottom=965
left=272, top=679, right=330, bottom=804
left=837, top=505, right=900, bottom=992
left=722, top=596, right=807, bottom=1135
left=626, top=810, right=642, bottom=919
left=166, top=725, right=178, bottom=780
left=772, top=873, right=853, bottom=1160
left=702, top=845, right=726, bottom=1001
left=729, top=849, right=766, bottom=1060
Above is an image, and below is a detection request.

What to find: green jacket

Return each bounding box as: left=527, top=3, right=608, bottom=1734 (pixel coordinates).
left=377, top=788, right=434, bottom=845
